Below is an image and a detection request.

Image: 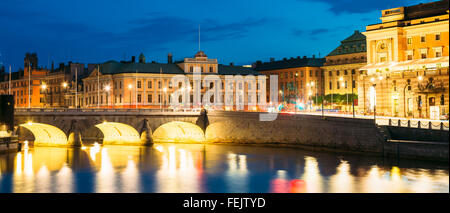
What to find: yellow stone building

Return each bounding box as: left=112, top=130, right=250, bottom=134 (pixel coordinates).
left=82, top=51, right=263, bottom=111
left=359, top=0, right=449, bottom=119
left=323, top=30, right=367, bottom=112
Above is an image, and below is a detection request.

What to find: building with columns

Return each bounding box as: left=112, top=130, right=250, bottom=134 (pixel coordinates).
left=359, top=0, right=449, bottom=119
left=322, top=30, right=367, bottom=112
left=82, top=51, right=263, bottom=111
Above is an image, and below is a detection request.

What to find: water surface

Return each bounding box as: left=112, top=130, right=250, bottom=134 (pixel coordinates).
left=0, top=144, right=448, bottom=193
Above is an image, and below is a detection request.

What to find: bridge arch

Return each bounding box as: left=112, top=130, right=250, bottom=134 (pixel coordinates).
left=153, top=121, right=205, bottom=143
left=94, top=122, right=141, bottom=145
left=19, top=122, right=68, bottom=146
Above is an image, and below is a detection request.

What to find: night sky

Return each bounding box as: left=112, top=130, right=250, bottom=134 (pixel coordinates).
left=0, top=0, right=431, bottom=71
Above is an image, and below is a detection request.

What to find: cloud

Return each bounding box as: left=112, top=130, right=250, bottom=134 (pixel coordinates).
left=299, top=0, right=422, bottom=14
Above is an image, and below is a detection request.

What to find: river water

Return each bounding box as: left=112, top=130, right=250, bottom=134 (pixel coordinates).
left=0, top=143, right=448, bottom=193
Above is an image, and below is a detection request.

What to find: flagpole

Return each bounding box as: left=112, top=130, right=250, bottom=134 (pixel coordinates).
left=159, top=67, right=162, bottom=111
left=97, top=65, right=100, bottom=109
left=8, top=65, right=11, bottom=95
left=75, top=67, right=78, bottom=108
left=28, top=62, right=31, bottom=108
left=135, top=69, right=138, bottom=109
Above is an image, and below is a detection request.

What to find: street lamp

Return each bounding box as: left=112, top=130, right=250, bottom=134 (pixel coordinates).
left=128, top=84, right=132, bottom=108
left=41, top=84, right=47, bottom=108
left=163, top=87, right=167, bottom=111
left=105, top=85, right=111, bottom=108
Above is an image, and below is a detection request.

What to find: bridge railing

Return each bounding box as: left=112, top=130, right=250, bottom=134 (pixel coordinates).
left=384, top=118, right=449, bottom=131
left=14, top=107, right=205, bottom=113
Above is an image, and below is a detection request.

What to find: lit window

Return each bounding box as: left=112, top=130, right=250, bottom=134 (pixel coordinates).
left=435, top=34, right=441, bottom=40
left=407, top=37, right=412, bottom=45
left=420, top=35, right=426, bottom=42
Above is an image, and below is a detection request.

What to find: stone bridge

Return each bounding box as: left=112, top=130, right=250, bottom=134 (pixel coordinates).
left=13, top=109, right=387, bottom=154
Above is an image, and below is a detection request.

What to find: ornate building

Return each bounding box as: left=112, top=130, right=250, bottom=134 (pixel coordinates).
left=0, top=53, right=49, bottom=108
left=254, top=56, right=325, bottom=110
left=359, top=0, right=449, bottom=119
left=322, top=30, right=367, bottom=112
left=82, top=51, right=263, bottom=111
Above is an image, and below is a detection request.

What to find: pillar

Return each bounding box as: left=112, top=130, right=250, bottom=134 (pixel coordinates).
left=67, top=120, right=83, bottom=147
left=196, top=109, right=210, bottom=132
left=140, top=119, right=153, bottom=145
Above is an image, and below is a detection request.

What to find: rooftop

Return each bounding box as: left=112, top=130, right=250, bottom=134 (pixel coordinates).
left=254, top=57, right=325, bottom=71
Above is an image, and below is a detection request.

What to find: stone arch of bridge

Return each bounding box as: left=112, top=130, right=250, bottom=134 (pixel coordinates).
left=152, top=121, right=205, bottom=143
left=19, top=122, right=68, bottom=146
left=94, top=121, right=142, bottom=145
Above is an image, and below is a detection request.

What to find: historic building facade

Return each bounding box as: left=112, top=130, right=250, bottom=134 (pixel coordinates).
left=322, top=30, right=367, bottom=112
left=359, top=0, right=449, bottom=119
left=82, top=51, right=263, bottom=111
left=0, top=53, right=49, bottom=108
left=254, top=56, right=325, bottom=110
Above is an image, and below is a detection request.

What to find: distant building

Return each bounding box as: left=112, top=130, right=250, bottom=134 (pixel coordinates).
left=82, top=51, right=262, bottom=111
left=322, top=30, right=367, bottom=112
left=254, top=56, right=325, bottom=108
left=359, top=0, right=449, bottom=119
left=0, top=53, right=49, bottom=108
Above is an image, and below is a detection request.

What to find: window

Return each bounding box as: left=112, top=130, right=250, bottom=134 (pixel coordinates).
left=158, top=94, right=161, bottom=103
left=406, top=50, right=413, bottom=60
left=420, top=49, right=427, bottom=59
left=344, top=70, right=348, bottom=75
left=315, top=70, right=318, bottom=77
left=336, top=70, right=340, bottom=76
left=300, top=70, right=304, bottom=77
left=345, top=81, right=348, bottom=89
left=119, top=81, right=122, bottom=89
left=337, top=82, right=340, bottom=89
left=433, top=47, right=443, bottom=57
left=407, top=37, right=412, bottom=45
left=352, top=80, right=356, bottom=89
left=137, top=81, right=141, bottom=88
left=158, top=81, right=162, bottom=89
left=435, top=34, right=441, bottom=40
left=137, top=94, right=141, bottom=103
left=209, top=67, right=213, bottom=73
left=148, top=81, right=152, bottom=89
left=190, top=66, right=193, bottom=72
left=290, top=72, right=293, bottom=78
left=329, top=82, right=332, bottom=90
left=329, top=71, right=332, bottom=77
left=420, top=35, right=426, bottom=43
left=309, top=70, right=312, bottom=77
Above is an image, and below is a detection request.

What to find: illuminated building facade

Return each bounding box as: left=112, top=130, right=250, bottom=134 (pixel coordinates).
left=82, top=51, right=263, bottom=111
left=254, top=56, right=325, bottom=109
left=359, top=0, right=449, bottom=119
left=322, top=30, right=367, bottom=111
left=0, top=53, right=49, bottom=108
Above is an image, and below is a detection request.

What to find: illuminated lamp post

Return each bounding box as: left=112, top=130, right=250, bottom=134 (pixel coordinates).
left=62, top=82, right=68, bottom=107
left=163, top=87, right=167, bottom=112
left=105, top=85, right=111, bottom=108
left=41, top=84, right=47, bottom=108
left=128, top=84, right=132, bottom=108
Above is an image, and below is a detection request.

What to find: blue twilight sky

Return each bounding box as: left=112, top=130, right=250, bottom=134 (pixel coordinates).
left=0, top=0, right=433, bottom=71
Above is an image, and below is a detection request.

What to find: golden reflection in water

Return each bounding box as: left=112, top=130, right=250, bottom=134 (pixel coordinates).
left=95, top=147, right=116, bottom=193
left=329, top=160, right=354, bottom=193
left=362, top=165, right=384, bottom=193
left=121, top=157, right=140, bottom=193
left=301, top=156, right=323, bottom=193
left=225, top=153, right=249, bottom=192
left=35, top=165, right=50, bottom=193
left=56, top=163, right=73, bottom=193
left=13, top=149, right=34, bottom=192
left=156, top=145, right=202, bottom=192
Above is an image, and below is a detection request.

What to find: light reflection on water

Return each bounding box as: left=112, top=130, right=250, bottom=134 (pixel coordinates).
left=0, top=144, right=448, bottom=193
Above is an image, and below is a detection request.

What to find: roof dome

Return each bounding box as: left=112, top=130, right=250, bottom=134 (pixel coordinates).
left=195, top=51, right=207, bottom=58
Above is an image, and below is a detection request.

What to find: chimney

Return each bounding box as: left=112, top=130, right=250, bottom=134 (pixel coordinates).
left=168, top=53, right=173, bottom=64
left=283, top=58, right=287, bottom=61
left=256, top=60, right=262, bottom=67
left=297, top=56, right=300, bottom=59
left=270, top=57, right=275, bottom=62
left=131, top=56, right=136, bottom=63
left=303, top=56, right=307, bottom=59
left=230, top=62, right=234, bottom=66
left=312, top=55, right=315, bottom=58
